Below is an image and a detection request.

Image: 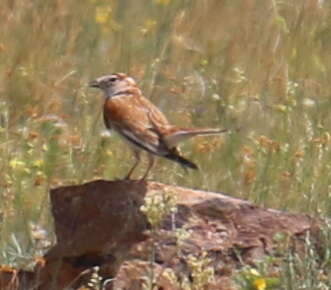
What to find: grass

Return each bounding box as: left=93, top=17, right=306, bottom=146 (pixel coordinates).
left=0, top=0, right=331, bottom=287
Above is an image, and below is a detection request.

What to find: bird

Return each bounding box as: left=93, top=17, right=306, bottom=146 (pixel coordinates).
left=89, top=73, right=227, bottom=180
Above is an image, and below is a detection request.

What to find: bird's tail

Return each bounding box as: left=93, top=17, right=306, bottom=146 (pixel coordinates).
left=181, top=128, right=228, bottom=137
left=164, top=152, right=198, bottom=170
left=164, top=128, right=228, bottom=147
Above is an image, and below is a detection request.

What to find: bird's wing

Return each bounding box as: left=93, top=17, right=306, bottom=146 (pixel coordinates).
left=103, top=95, right=171, bottom=155
left=137, top=95, right=170, bottom=129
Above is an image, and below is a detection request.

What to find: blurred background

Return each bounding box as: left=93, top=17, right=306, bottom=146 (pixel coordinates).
left=0, top=0, right=331, bottom=267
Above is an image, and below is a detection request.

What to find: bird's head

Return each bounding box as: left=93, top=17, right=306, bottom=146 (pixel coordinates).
left=89, top=73, right=136, bottom=97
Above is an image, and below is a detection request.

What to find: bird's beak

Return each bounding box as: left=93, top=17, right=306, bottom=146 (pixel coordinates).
left=88, top=79, right=100, bottom=88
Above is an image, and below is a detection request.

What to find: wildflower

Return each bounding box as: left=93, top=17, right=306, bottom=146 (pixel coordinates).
left=155, top=0, right=171, bottom=5
left=9, top=159, right=26, bottom=170
left=95, top=6, right=112, bottom=24
left=253, top=278, right=267, bottom=290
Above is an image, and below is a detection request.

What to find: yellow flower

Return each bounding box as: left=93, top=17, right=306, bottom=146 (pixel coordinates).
left=253, top=278, right=266, bottom=290
left=9, top=159, right=26, bottom=170
left=95, top=6, right=112, bottom=24
left=141, top=19, right=157, bottom=35
left=155, top=0, right=171, bottom=5
left=9, top=159, right=31, bottom=174
left=32, top=159, right=44, bottom=168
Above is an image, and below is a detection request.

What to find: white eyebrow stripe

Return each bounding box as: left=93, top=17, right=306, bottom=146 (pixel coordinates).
left=97, top=75, right=117, bottom=82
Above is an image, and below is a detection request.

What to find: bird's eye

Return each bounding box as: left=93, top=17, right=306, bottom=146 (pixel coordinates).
left=109, top=77, right=117, bottom=82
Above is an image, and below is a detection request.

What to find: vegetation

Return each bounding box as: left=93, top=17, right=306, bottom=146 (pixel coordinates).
left=1, top=0, right=331, bottom=289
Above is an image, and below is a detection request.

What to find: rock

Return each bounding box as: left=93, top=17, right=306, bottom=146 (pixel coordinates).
left=39, top=180, right=149, bottom=290
left=1, top=180, right=320, bottom=289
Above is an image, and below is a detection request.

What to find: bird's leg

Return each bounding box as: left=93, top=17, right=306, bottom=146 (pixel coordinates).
left=125, top=150, right=141, bottom=180
left=141, top=154, right=155, bottom=180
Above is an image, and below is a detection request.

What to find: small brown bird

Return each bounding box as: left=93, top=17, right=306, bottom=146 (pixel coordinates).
left=89, top=73, right=227, bottom=180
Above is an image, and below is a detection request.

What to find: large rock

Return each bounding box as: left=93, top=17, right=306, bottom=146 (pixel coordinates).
left=1, top=180, right=320, bottom=289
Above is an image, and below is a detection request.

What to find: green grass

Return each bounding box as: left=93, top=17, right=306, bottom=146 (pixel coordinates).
left=1, top=0, right=331, bottom=287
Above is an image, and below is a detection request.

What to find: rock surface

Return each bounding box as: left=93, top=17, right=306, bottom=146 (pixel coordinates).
left=1, top=180, right=320, bottom=289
